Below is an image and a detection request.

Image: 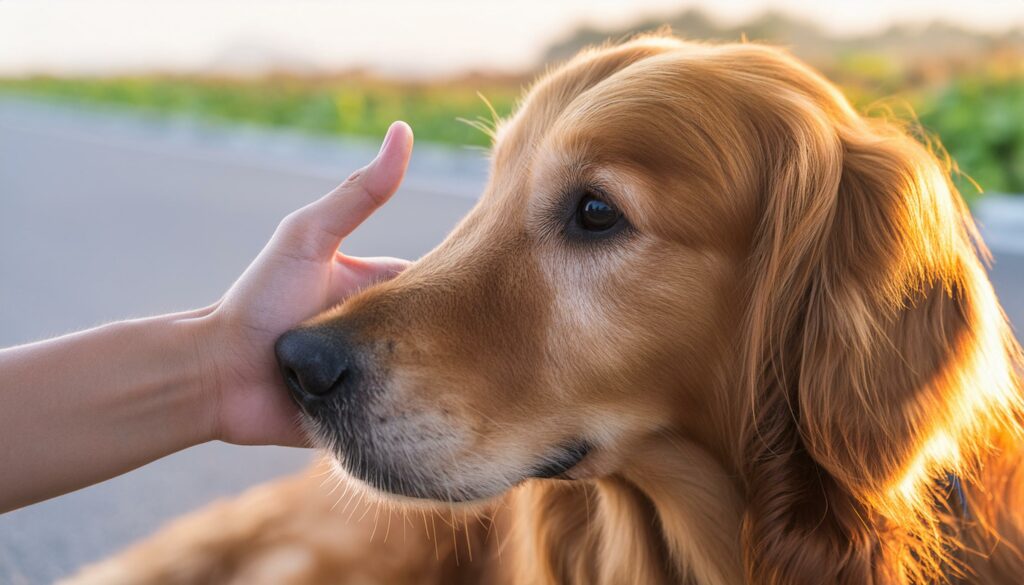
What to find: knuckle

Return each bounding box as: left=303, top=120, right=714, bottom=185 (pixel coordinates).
left=277, top=209, right=313, bottom=238
left=343, top=168, right=365, bottom=185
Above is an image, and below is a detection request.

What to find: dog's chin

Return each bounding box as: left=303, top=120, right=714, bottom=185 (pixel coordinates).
left=322, top=451, right=520, bottom=506
left=321, top=440, right=595, bottom=506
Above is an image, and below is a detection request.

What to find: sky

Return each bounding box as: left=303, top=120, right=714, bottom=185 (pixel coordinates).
left=1, top=0, right=1023, bottom=77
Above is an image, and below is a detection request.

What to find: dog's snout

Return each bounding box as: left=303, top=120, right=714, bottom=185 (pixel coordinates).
left=275, top=328, right=351, bottom=402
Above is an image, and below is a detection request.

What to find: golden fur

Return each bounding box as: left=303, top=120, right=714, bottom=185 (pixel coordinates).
left=67, top=37, right=1024, bottom=585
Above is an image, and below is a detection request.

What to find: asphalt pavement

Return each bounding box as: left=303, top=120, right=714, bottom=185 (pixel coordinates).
left=0, top=98, right=483, bottom=584
left=0, top=97, right=1022, bottom=584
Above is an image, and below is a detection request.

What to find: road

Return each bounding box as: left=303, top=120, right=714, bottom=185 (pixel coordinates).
left=1, top=98, right=1022, bottom=584
left=0, top=99, right=484, bottom=584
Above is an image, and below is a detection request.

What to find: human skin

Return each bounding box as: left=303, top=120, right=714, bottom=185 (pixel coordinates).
left=0, top=121, right=414, bottom=513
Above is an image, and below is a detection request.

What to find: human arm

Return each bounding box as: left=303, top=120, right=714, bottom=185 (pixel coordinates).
left=0, top=121, right=414, bottom=513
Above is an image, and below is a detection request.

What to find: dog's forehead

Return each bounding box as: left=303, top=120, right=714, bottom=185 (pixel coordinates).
left=498, top=51, right=744, bottom=182
left=491, top=41, right=685, bottom=165
left=475, top=42, right=764, bottom=253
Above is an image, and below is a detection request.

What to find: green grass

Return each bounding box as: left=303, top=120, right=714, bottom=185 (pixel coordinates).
left=0, top=76, right=521, bottom=148
left=1, top=72, right=1022, bottom=197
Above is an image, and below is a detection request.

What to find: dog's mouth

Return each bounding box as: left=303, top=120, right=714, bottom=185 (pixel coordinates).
left=529, top=440, right=593, bottom=479
left=322, top=432, right=596, bottom=504
left=288, top=366, right=598, bottom=503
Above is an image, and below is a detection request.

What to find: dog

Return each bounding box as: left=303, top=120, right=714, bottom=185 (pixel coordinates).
left=67, top=36, right=1024, bottom=585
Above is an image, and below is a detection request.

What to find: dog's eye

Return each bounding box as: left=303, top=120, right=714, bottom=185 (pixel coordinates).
left=576, top=194, right=621, bottom=232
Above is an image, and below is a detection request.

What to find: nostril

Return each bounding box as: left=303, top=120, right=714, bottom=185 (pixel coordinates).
left=333, top=367, right=349, bottom=389
left=275, top=328, right=353, bottom=401
left=282, top=367, right=302, bottom=393
left=303, top=363, right=347, bottom=397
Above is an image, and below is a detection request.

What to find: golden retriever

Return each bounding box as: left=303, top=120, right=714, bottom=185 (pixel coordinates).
left=67, top=36, right=1024, bottom=585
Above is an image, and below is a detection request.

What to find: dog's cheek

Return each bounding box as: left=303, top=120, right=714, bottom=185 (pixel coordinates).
left=548, top=239, right=738, bottom=438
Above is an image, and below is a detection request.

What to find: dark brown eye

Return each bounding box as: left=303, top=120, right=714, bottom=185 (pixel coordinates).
left=576, top=195, right=621, bottom=232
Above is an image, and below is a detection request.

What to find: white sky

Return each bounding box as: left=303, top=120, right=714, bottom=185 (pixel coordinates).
left=1, top=0, right=1022, bottom=77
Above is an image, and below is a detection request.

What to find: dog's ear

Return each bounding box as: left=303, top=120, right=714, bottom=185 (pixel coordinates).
left=748, top=115, right=983, bottom=498
left=737, top=61, right=1022, bottom=584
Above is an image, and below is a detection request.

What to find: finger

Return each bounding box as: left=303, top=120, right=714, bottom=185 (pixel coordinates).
left=327, top=255, right=412, bottom=302
left=222, top=385, right=312, bottom=448
left=289, top=121, right=414, bottom=260
left=337, top=254, right=412, bottom=279
left=258, top=405, right=312, bottom=449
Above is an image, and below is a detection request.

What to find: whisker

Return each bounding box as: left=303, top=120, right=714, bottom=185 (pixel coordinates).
left=450, top=506, right=460, bottom=566
left=369, top=501, right=382, bottom=542
left=430, top=511, right=440, bottom=561
left=346, top=491, right=367, bottom=524
left=383, top=507, right=394, bottom=544
left=463, top=509, right=474, bottom=563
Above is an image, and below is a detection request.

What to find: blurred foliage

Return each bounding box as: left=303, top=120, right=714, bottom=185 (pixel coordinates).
left=833, top=52, right=1024, bottom=199
left=1, top=9, right=1022, bottom=198
left=916, top=77, right=1024, bottom=196
left=0, top=76, right=520, bottom=148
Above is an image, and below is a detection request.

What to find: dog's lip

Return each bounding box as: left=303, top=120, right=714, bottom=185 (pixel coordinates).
left=529, top=440, right=593, bottom=479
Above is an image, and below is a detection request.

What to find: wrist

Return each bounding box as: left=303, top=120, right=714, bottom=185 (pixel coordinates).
left=173, top=304, right=225, bottom=445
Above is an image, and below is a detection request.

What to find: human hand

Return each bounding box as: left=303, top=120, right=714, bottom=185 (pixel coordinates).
left=196, top=121, right=414, bottom=447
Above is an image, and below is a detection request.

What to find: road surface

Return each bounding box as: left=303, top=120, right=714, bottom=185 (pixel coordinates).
left=1, top=98, right=1022, bottom=584
left=0, top=99, right=484, bottom=584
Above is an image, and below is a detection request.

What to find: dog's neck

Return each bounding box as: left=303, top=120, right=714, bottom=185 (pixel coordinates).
left=494, top=435, right=745, bottom=585
left=615, top=436, right=746, bottom=585
left=490, top=439, right=1009, bottom=585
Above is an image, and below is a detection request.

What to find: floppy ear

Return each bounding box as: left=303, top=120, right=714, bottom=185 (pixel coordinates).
left=737, top=79, right=1022, bottom=584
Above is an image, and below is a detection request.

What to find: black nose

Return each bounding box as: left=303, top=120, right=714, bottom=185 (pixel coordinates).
left=275, top=328, right=350, bottom=402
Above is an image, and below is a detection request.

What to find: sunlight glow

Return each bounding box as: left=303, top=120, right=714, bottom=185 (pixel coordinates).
left=887, top=259, right=1022, bottom=511
left=0, top=0, right=1021, bottom=76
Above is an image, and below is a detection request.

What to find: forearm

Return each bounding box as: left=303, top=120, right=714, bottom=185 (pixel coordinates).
left=0, top=307, right=217, bottom=512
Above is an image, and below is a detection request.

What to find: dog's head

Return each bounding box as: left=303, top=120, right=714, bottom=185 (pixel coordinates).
left=275, top=37, right=1022, bottom=581
left=276, top=38, right=756, bottom=502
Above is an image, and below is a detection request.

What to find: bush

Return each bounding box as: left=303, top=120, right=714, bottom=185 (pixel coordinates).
left=918, top=77, right=1024, bottom=196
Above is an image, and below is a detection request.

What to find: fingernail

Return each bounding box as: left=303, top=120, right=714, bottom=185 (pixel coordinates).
left=377, top=122, right=398, bottom=157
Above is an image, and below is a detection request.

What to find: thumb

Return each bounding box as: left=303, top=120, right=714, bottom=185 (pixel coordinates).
left=280, top=121, right=414, bottom=260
